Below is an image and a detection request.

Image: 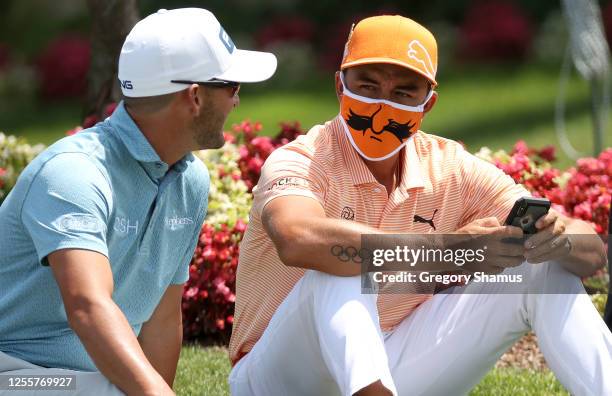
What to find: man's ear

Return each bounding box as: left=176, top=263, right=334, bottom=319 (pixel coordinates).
left=424, top=91, right=438, bottom=114
left=335, top=71, right=343, bottom=102
left=186, top=84, right=202, bottom=116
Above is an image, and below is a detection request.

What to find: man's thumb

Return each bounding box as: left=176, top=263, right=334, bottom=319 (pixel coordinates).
left=475, top=217, right=501, bottom=227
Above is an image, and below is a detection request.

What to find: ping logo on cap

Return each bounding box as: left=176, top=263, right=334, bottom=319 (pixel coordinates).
left=219, top=26, right=235, bottom=54
left=120, top=80, right=133, bottom=90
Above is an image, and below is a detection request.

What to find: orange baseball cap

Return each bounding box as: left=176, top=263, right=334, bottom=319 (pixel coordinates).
left=340, top=15, right=438, bottom=86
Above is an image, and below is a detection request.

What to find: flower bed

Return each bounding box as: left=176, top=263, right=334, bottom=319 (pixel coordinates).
left=186, top=124, right=610, bottom=342
left=1, top=118, right=608, bottom=343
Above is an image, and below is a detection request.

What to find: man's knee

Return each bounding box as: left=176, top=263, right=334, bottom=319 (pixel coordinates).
left=301, top=271, right=382, bottom=343
left=524, top=260, right=585, bottom=294
left=303, top=271, right=377, bottom=313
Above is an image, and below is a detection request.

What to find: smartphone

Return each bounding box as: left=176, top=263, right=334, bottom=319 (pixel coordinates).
left=504, top=197, right=551, bottom=234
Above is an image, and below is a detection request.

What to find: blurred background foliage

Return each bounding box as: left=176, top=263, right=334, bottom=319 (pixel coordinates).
left=0, top=0, right=610, bottom=168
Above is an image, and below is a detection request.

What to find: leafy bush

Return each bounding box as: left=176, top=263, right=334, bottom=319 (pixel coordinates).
left=459, top=1, right=533, bottom=61
left=476, top=142, right=611, bottom=235
left=1, top=117, right=608, bottom=343
left=185, top=128, right=610, bottom=342
left=477, top=142, right=610, bottom=294
left=36, top=35, right=90, bottom=99
left=182, top=121, right=304, bottom=342
left=0, top=133, right=45, bottom=203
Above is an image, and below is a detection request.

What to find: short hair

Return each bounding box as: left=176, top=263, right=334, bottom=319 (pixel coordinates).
left=122, top=91, right=180, bottom=114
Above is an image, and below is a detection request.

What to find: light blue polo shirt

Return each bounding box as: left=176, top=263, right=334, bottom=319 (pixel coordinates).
left=0, top=102, right=209, bottom=371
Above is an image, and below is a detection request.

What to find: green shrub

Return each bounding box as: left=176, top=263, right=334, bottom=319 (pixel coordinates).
left=0, top=132, right=45, bottom=203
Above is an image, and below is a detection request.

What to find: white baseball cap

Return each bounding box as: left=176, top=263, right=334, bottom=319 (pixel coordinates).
left=118, top=8, right=277, bottom=97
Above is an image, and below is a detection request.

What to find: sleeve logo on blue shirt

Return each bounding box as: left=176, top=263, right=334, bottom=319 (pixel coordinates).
left=54, top=214, right=104, bottom=233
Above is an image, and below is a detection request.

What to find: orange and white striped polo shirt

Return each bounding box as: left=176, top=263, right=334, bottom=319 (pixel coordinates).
left=229, top=116, right=528, bottom=365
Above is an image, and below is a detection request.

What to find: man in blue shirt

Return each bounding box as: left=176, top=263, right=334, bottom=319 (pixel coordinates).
left=0, top=8, right=276, bottom=396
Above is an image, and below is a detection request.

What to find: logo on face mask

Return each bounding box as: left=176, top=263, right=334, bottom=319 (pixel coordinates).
left=339, top=73, right=434, bottom=161
left=346, top=105, right=416, bottom=144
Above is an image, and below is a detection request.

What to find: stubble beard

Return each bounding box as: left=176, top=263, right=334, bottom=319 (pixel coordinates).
left=192, top=96, right=226, bottom=150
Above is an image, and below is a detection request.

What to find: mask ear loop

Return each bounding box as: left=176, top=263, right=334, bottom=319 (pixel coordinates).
left=339, top=71, right=348, bottom=92
left=340, top=71, right=435, bottom=110
left=422, top=88, right=435, bottom=107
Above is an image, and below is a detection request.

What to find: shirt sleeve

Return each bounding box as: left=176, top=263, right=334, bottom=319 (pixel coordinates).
left=458, top=148, right=531, bottom=226
left=21, top=153, right=112, bottom=266
left=252, top=148, right=327, bottom=217
left=171, top=237, right=195, bottom=285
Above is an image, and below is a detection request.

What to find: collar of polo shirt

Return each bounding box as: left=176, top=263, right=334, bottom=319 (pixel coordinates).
left=108, top=102, right=194, bottom=179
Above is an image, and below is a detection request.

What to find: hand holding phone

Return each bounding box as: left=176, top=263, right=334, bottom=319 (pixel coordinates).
left=505, top=197, right=573, bottom=264
left=504, top=197, right=551, bottom=234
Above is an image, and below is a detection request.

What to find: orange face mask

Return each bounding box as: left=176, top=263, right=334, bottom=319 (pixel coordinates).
left=339, top=74, right=434, bottom=161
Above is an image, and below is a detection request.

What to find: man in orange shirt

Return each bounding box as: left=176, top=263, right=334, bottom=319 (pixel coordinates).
left=229, top=15, right=611, bottom=396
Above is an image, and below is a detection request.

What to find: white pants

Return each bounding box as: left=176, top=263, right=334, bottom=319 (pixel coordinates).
left=0, top=351, right=123, bottom=396
left=229, top=261, right=612, bottom=396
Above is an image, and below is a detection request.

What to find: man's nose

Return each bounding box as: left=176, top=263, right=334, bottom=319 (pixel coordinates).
left=375, top=81, right=396, bottom=101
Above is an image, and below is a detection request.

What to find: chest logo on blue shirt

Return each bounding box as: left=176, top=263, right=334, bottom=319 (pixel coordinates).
left=165, top=215, right=194, bottom=231
left=114, top=216, right=139, bottom=235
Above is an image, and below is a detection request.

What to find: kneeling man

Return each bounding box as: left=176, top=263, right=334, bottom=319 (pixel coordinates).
left=0, top=8, right=276, bottom=396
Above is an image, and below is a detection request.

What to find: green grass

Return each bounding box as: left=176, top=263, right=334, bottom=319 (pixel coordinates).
left=470, top=369, right=569, bottom=396
left=174, top=345, right=568, bottom=396
left=1, top=63, right=609, bottom=170
left=175, top=345, right=231, bottom=396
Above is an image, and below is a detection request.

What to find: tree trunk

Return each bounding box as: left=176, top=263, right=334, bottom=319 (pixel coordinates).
left=84, top=0, right=139, bottom=120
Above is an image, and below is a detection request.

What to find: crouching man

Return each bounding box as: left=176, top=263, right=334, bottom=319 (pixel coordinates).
left=0, top=8, right=276, bottom=396
left=228, top=15, right=611, bottom=396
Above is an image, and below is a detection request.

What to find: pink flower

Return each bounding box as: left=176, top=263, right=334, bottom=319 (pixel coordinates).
left=184, top=287, right=198, bottom=299
left=0, top=167, right=5, bottom=189
left=459, top=1, right=533, bottom=61
left=103, top=103, right=117, bottom=117
left=512, top=140, right=531, bottom=156
left=65, top=126, right=83, bottom=136
left=537, top=146, right=556, bottom=162
left=223, top=132, right=236, bottom=144
left=82, top=115, right=98, bottom=129
left=247, top=157, right=264, bottom=174
left=216, top=319, right=225, bottom=330
left=234, top=219, right=247, bottom=233
left=213, top=231, right=229, bottom=244
left=37, top=35, right=90, bottom=99
left=251, top=137, right=275, bottom=157
left=255, top=16, right=315, bottom=48
left=202, top=246, right=216, bottom=261
left=217, top=248, right=230, bottom=262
